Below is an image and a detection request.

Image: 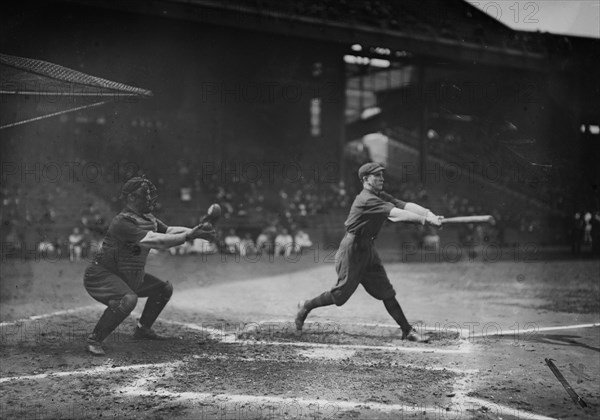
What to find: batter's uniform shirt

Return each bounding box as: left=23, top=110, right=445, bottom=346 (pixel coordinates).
left=84, top=209, right=169, bottom=305
left=330, top=189, right=406, bottom=306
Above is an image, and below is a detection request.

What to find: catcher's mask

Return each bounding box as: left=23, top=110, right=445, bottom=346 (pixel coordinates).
left=120, top=176, right=158, bottom=211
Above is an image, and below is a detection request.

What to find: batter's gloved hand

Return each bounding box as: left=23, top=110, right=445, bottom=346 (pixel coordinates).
left=425, top=212, right=443, bottom=228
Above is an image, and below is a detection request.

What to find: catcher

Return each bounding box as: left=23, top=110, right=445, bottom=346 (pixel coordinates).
left=83, top=176, right=216, bottom=355
left=295, top=163, right=443, bottom=342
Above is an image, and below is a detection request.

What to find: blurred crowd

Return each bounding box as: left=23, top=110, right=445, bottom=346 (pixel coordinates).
left=168, top=226, right=314, bottom=258
left=1, top=180, right=109, bottom=261
left=571, top=211, right=600, bottom=256
left=3, top=153, right=598, bottom=260
left=174, top=158, right=351, bottom=228
left=164, top=158, right=349, bottom=257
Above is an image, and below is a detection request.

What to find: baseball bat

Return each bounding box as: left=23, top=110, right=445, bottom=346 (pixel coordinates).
left=441, top=215, right=494, bottom=224
left=545, top=358, right=587, bottom=408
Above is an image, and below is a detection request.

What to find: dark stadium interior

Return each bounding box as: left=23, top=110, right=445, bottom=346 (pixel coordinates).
left=1, top=0, right=599, bottom=257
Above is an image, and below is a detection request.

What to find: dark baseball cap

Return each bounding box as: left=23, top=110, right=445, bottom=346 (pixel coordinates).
left=358, top=162, right=385, bottom=179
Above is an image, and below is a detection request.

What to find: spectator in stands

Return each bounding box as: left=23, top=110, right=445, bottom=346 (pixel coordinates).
left=38, top=236, right=57, bottom=259
left=239, top=233, right=256, bottom=257
left=592, top=211, right=600, bottom=256
left=81, top=203, right=96, bottom=226
left=68, top=227, right=85, bottom=262
left=275, top=228, right=294, bottom=257
left=422, top=226, right=440, bottom=252
left=571, top=212, right=584, bottom=254
left=189, top=238, right=217, bottom=255
left=256, top=226, right=276, bottom=255
left=293, top=228, right=313, bottom=254
left=180, top=187, right=192, bottom=202
left=224, top=229, right=241, bottom=254
left=82, top=228, right=94, bottom=259
left=583, top=212, right=593, bottom=246
left=222, top=200, right=235, bottom=219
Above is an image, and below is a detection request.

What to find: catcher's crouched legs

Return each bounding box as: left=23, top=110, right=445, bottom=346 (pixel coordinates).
left=87, top=293, right=138, bottom=355
left=135, top=281, right=173, bottom=340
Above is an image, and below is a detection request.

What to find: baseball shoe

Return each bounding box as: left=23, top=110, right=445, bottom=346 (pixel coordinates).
left=295, top=300, right=309, bottom=331
left=133, top=325, right=162, bottom=340
left=86, top=335, right=105, bottom=356
left=402, top=329, right=430, bottom=343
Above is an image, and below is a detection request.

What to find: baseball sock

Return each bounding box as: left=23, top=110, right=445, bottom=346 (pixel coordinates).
left=296, top=291, right=334, bottom=331
left=304, top=291, right=334, bottom=310
left=383, top=298, right=412, bottom=335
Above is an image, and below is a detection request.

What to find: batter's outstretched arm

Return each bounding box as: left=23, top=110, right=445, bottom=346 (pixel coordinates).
left=380, top=191, right=439, bottom=221
left=388, top=207, right=426, bottom=224
left=404, top=202, right=431, bottom=217
left=404, top=202, right=444, bottom=227
left=388, top=207, right=443, bottom=227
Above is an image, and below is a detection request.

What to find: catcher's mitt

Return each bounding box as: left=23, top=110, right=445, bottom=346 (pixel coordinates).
left=191, top=222, right=216, bottom=242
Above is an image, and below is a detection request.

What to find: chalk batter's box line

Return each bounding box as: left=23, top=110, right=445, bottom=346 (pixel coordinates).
left=353, top=322, right=600, bottom=339
left=0, top=309, right=560, bottom=420
left=118, top=385, right=558, bottom=420
left=0, top=305, right=101, bottom=327
left=0, top=361, right=182, bottom=384
left=0, top=349, right=474, bottom=384
left=153, top=317, right=470, bottom=354
left=112, top=362, right=556, bottom=420
left=0, top=358, right=554, bottom=420
left=0, top=338, right=553, bottom=420
left=7, top=308, right=595, bottom=338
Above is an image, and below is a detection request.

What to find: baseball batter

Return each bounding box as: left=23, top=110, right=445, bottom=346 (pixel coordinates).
left=295, top=163, right=443, bottom=342
left=83, top=176, right=216, bottom=355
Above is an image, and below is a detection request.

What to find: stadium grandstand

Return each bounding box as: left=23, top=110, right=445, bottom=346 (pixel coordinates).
left=1, top=0, right=599, bottom=257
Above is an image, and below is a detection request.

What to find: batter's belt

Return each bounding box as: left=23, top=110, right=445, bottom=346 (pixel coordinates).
left=344, top=231, right=377, bottom=244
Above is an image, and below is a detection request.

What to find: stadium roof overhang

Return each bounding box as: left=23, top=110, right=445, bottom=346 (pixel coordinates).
left=63, top=0, right=549, bottom=72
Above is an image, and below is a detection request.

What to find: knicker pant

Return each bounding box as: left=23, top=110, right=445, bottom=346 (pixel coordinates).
left=84, top=263, right=173, bottom=341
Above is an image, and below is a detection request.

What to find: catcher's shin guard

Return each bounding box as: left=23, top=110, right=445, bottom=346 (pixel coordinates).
left=91, top=293, right=138, bottom=342
left=139, top=282, right=173, bottom=328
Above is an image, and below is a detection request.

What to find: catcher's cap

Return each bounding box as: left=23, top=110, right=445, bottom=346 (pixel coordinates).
left=119, top=176, right=157, bottom=199
left=358, top=162, right=385, bottom=179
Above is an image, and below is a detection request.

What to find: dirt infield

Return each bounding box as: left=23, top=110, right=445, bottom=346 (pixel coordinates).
left=1, top=253, right=599, bottom=419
